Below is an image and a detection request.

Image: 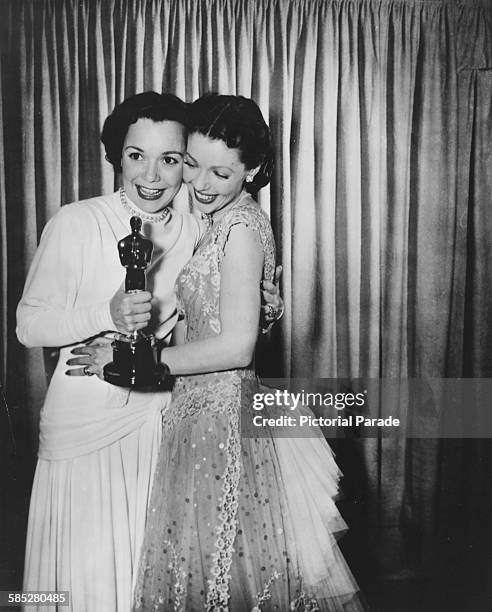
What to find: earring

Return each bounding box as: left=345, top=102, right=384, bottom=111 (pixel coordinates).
left=245, top=175, right=254, bottom=183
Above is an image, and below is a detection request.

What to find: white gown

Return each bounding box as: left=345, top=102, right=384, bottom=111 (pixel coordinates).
left=17, top=191, right=202, bottom=611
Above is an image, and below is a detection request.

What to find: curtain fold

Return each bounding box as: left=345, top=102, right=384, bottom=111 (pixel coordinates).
left=2, top=0, right=492, bottom=591
left=462, top=69, right=492, bottom=377
left=0, top=47, right=6, bottom=390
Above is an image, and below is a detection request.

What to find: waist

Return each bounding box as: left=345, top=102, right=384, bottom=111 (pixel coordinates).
left=173, top=368, right=256, bottom=393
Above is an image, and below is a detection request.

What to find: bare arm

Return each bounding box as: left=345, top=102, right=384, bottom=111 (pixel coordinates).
left=159, top=224, right=264, bottom=374
left=171, top=317, right=187, bottom=347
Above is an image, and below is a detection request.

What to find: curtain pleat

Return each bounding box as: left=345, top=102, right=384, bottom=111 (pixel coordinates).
left=0, top=47, right=6, bottom=389
left=2, top=0, right=492, bottom=586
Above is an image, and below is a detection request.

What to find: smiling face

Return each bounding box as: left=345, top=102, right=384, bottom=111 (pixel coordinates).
left=183, top=133, right=258, bottom=216
left=121, top=118, right=186, bottom=213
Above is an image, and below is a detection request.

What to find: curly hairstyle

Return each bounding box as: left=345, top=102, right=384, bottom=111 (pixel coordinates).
left=101, top=92, right=188, bottom=173
left=187, top=93, right=274, bottom=194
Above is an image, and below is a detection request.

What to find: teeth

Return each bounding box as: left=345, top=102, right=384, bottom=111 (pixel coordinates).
left=139, top=187, right=162, bottom=196
left=195, top=191, right=215, bottom=203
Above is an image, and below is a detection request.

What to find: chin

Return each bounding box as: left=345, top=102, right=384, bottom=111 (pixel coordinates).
left=193, top=197, right=234, bottom=216
left=137, top=199, right=169, bottom=213
left=194, top=202, right=211, bottom=215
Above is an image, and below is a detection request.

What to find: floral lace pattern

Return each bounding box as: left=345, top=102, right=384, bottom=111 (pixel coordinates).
left=205, top=376, right=242, bottom=611
left=175, top=198, right=276, bottom=342
left=162, top=371, right=255, bottom=431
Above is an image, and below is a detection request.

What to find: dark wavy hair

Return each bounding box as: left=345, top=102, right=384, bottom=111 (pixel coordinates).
left=101, top=92, right=188, bottom=173
left=187, top=93, right=274, bottom=194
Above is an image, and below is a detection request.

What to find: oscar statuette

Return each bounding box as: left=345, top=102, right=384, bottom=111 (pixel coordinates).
left=103, top=216, right=159, bottom=387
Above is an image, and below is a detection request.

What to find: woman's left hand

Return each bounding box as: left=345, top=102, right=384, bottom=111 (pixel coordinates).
left=65, top=336, right=113, bottom=379
left=261, top=265, right=284, bottom=328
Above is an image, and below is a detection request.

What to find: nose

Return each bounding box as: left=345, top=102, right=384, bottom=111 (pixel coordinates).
left=143, top=159, right=160, bottom=183
left=193, top=169, right=209, bottom=191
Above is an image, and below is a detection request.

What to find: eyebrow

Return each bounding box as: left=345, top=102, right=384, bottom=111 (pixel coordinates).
left=124, top=145, right=183, bottom=155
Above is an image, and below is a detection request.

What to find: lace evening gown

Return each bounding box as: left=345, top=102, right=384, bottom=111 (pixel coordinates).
left=134, top=196, right=363, bottom=611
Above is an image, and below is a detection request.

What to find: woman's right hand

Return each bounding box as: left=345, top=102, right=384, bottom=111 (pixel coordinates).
left=65, top=337, right=113, bottom=378
left=109, top=286, right=153, bottom=334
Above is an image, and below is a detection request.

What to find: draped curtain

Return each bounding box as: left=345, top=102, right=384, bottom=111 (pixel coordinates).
left=2, top=0, right=492, bottom=593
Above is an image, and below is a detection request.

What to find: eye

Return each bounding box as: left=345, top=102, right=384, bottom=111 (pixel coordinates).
left=162, top=156, right=180, bottom=165
left=128, top=151, right=143, bottom=161
left=214, top=171, right=230, bottom=180
left=184, top=156, right=197, bottom=168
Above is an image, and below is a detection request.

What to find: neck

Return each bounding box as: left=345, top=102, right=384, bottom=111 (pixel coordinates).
left=119, top=188, right=172, bottom=224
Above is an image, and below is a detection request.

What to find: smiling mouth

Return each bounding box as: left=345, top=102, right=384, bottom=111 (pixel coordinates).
left=194, top=189, right=217, bottom=204
left=136, top=185, right=165, bottom=200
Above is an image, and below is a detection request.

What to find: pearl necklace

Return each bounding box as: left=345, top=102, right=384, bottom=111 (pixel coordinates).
left=119, top=188, right=171, bottom=224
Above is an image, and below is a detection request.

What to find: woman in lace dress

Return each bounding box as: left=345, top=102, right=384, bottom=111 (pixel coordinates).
left=134, top=94, right=363, bottom=611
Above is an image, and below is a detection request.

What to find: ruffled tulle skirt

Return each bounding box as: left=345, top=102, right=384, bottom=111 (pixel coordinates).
left=134, top=371, right=363, bottom=611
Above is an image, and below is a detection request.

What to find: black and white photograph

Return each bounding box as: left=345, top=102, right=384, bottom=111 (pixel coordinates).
left=1, top=1, right=491, bottom=610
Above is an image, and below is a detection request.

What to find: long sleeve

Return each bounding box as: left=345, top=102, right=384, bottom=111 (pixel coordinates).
left=16, top=204, right=116, bottom=348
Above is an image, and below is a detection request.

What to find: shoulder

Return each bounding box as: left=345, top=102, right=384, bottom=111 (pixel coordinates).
left=179, top=210, right=203, bottom=236
left=166, top=210, right=203, bottom=249
left=224, top=196, right=272, bottom=232
left=215, top=196, right=276, bottom=280
left=217, top=196, right=272, bottom=241
left=43, top=192, right=118, bottom=238
left=219, top=196, right=274, bottom=250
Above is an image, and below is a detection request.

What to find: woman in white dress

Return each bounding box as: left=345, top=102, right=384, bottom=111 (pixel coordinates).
left=17, top=92, right=281, bottom=611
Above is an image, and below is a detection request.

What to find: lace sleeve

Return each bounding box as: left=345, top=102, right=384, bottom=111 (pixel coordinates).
left=214, top=201, right=276, bottom=283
